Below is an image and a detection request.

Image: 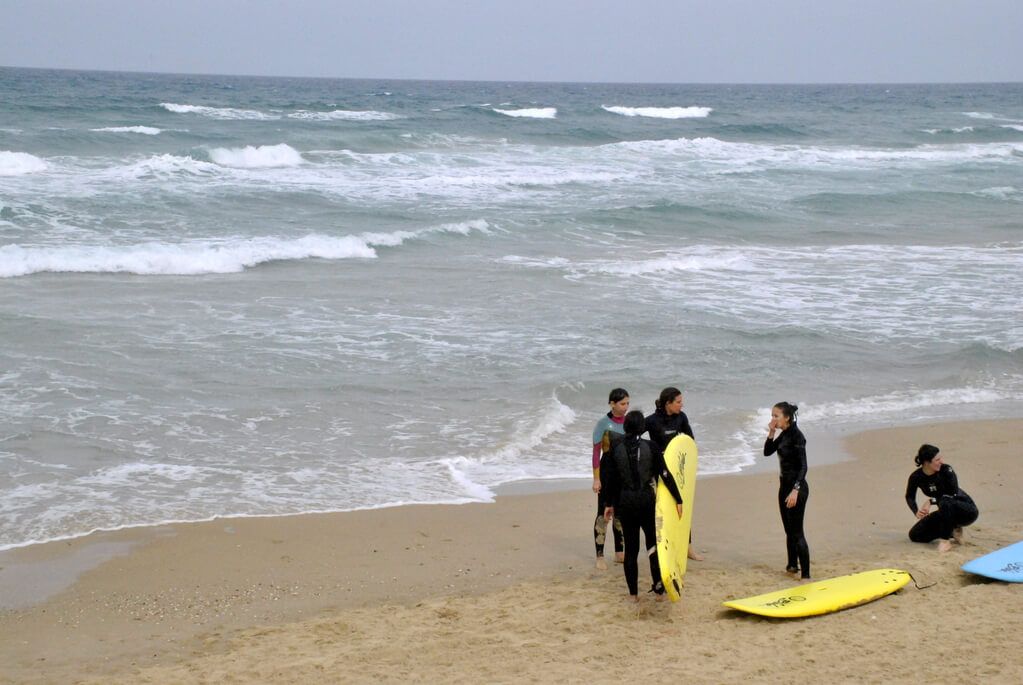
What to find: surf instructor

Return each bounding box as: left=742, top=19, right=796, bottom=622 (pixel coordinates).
left=764, top=401, right=811, bottom=580
left=591, top=388, right=627, bottom=570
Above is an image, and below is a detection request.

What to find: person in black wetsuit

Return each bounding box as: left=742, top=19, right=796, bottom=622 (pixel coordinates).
left=763, top=401, right=810, bottom=579
left=905, top=443, right=978, bottom=553
left=645, top=386, right=703, bottom=561
left=601, top=410, right=683, bottom=601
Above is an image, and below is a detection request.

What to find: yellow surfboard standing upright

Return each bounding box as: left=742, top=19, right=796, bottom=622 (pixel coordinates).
left=656, top=433, right=698, bottom=602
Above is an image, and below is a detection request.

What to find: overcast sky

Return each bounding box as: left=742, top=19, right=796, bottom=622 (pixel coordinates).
left=2, top=0, right=1021, bottom=83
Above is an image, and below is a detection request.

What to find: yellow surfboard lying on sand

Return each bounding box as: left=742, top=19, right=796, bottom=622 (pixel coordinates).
left=655, top=434, right=698, bottom=602
left=723, top=569, right=911, bottom=618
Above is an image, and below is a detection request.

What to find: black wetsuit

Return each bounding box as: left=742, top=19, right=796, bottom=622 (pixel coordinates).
left=644, top=409, right=694, bottom=459
left=905, top=463, right=978, bottom=542
left=764, top=424, right=810, bottom=579
left=601, top=435, right=682, bottom=595
left=645, top=409, right=695, bottom=546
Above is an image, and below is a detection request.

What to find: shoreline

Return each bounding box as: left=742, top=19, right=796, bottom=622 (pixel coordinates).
left=2, top=418, right=1022, bottom=683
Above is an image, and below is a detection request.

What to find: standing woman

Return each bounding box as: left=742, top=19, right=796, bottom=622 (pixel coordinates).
left=591, top=388, right=628, bottom=570
left=645, top=386, right=703, bottom=561
left=764, top=401, right=810, bottom=579
left=602, top=410, right=683, bottom=601
left=905, top=444, right=978, bottom=553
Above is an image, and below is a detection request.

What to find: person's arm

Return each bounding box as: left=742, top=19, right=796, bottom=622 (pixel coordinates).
left=792, top=433, right=808, bottom=484
left=764, top=419, right=779, bottom=456
left=679, top=412, right=694, bottom=440
left=941, top=464, right=960, bottom=496
left=645, top=414, right=666, bottom=452
left=591, top=442, right=602, bottom=493
left=905, top=473, right=920, bottom=515
left=654, top=448, right=683, bottom=507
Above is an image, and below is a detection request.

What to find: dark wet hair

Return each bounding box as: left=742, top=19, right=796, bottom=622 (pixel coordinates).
left=623, top=409, right=646, bottom=436
left=915, top=444, right=940, bottom=467
left=608, top=388, right=629, bottom=404
left=773, top=401, right=799, bottom=423
left=655, top=387, right=682, bottom=413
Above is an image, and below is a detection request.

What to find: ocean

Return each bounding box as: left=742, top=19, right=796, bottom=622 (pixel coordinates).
left=1, top=68, right=1021, bottom=551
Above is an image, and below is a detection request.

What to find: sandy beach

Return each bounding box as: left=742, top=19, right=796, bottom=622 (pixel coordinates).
left=1, top=418, right=1021, bottom=684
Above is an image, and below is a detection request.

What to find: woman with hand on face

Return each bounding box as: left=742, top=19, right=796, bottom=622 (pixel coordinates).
left=645, top=386, right=703, bottom=561
left=764, top=401, right=810, bottom=580
left=905, top=444, right=978, bottom=553
left=591, top=388, right=628, bottom=570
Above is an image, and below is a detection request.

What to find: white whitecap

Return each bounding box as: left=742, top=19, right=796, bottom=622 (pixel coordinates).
left=288, top=109, right=399, bottom=121
left=493, top=107, right=557, bottom=119
left=1002, top=124, right=1023, bottom=132
left=161, top=102, right=278, bottom=120
left=91, top=126, right=162, bottom=135
left=0, top=220, right=489, bottom=277
left=0, top=235, right=376, bottom=277
left=0, top=150, right=47, bottom=176
left=602, top=105, right=712, bottom=119
left=209, top=143, right=304, bottom=168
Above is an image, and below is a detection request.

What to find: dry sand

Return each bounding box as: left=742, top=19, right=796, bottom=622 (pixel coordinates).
left=1, top=419, right=1021, bottom=684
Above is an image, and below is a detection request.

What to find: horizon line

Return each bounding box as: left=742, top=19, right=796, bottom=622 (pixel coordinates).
left=2, top=64, right=1021, bottom=88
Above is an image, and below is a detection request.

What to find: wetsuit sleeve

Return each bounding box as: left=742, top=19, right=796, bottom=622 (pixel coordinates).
left=679, top=412, right=694, bottom=440
left=591, top=418, right=607, bottom=474
left=655, top=449, right=683, bottom=505
left=941, top=464, right=960, bottom=496
left=791, top=433, right=808, bottom=483
left=592, top=442, right=602, bottom=474
left=905, top=472, right=920, bottom=514
left=763, top=436, right=779, bottom=456
left=645, top=415, right=665, bottom=451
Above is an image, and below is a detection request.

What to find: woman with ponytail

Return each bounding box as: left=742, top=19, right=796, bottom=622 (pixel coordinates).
left=764, top=401, right=811, bottom=579
left=905, top=444, right=978, bottom=552
left=645, top=386, right=703, bottom=561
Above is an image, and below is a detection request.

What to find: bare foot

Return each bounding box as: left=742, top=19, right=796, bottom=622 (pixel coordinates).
left=595, top=556, right=608, bottom=570
left=952, top=527, right=964, bottom=545
left=615, top=552, right=625, bottom=564
left=938, top=539, right=953, bottom=553
left=628, top=594, right=639, bottom=603
left=688, top=548, right=705, bottom=561
left=785, top=566, right=800, bottom=576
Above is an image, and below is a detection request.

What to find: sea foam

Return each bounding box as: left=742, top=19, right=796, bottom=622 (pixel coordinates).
left=493, top=107, right=557, bottom=119
left=209, top=143, right=304, bottom=168
left=0, top=220, right=490, bottom=277
left=0, top=151, right=47, bottom=176
left=161, top=102, right=279, bottom=120
left=91, top=126, right=162, bottom=135
left=288, top=110, right=400, bottom=121
left=602, top=105, right=712, bottom=119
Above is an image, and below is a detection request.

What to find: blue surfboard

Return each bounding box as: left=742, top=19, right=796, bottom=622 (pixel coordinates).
left=961, top=540, right=1023, bottom=582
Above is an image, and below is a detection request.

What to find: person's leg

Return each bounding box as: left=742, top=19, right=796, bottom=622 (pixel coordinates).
left=619, top=512, right=641, bottom=598
left=780, top=484, right=810, bottom=578
left=778, top=485, right=798, bottom=572
left=612, top=515, right=624, bottom=562
left=790, top=485, right=810, bottom=578
left=594, top=493, right=609, bottom=568
left=908, top=510, right=943, bottom=543
left=640, top=506, right=663, bottom=595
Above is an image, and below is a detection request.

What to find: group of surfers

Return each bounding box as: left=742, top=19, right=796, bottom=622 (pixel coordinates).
left=591, top=387, right=980, bottom=601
